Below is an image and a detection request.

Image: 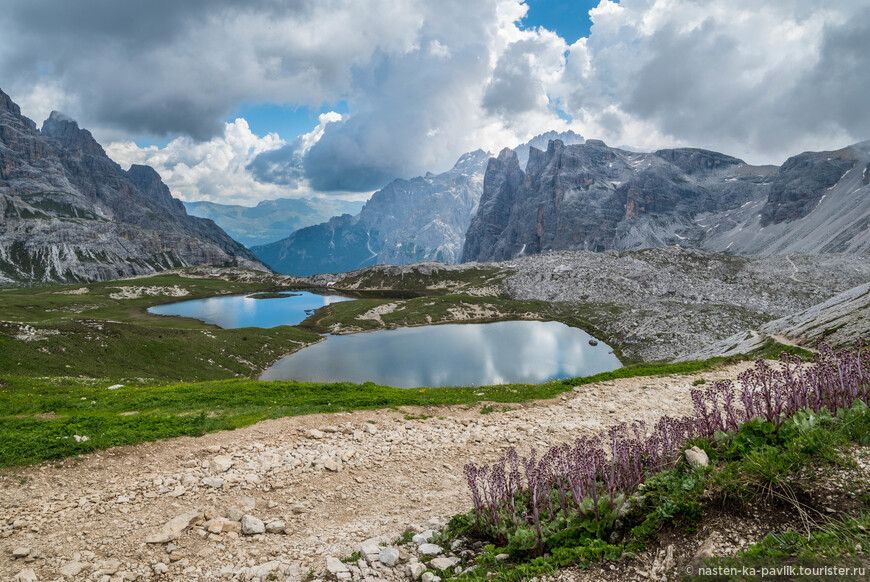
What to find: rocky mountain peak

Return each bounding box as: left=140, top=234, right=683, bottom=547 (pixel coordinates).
left=514, top=130, right=585, bottom=168
left=1, top=91, right=265, bottom=283
left=451, top=149, right=490, bottom=174
left=0, top=88, right=21, bottom=116
left=126, top=164, right=185, bottom=213
left=546, top=139, right=565, bottom=155
left=41, top=111, right=108, bottom=158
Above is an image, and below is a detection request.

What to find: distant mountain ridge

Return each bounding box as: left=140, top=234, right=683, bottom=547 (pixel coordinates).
left=184, top=197, right=364, bottom=248
left=0, top=88, right=265, bottom=284
left=252, top=131, right=587, bottom=276
left=252, top=150, right=491, bottom=276
left=462, top=138, right=870, bottom=262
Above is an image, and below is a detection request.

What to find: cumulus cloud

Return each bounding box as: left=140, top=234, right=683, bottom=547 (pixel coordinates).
left=246, top=112, right=343, bottom=188
left=0, top=0, right=421, bottom=140
left=5, top=0, right=870, bottom=197
left=553, top=0, right=870, bottom=163
left=107, top=119, right=291, bottom=205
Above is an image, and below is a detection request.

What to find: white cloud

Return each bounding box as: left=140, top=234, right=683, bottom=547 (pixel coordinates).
left=552, top=0, right=870, bottom=163
left=107, top=119, right=294, bottom=205
left=5, top=0, right=870, bottom=194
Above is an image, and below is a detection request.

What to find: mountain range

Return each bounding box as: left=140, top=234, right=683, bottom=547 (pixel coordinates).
left=462, top=138, right=870, bottom=261
left=0, top=89, right=264, bottom=284
left=2, top=79, right=868, bottom=285
left=183, top=197, right=364, bottom=248
left=251, top=131, right=585, bottom=275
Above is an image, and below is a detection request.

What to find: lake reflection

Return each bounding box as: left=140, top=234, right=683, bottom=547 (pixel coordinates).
left=260, top=320, right=621, bottom=388
left=147, top=291, right=352, bottom=328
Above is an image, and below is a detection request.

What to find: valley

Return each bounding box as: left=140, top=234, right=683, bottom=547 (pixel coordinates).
left=2, top=83, right=870, bottom=582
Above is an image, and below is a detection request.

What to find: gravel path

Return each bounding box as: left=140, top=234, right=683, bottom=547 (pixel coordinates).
left=0, top=363, right=755, bottom=581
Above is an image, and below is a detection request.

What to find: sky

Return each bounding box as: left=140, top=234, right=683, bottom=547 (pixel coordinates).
left=1, top=0, right=869, bottom=205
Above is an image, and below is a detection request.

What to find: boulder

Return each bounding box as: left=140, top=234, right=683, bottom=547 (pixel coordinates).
left=241, top=514, right=265, bottom=535
left=417, top=543, right=442, bottom=556
left=685, top=446, right=709, bottom=468
left=379, top=546, right=400, bottom=567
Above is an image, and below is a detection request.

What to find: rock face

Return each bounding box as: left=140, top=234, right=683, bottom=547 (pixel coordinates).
left=462, top=139, right=772, bottom=262
left=253, top=150, right=489, bottom=276
left=0, top=88, right=266, bottom=285
left=701, top=141, right=870, bottom=254
left=463, top=139, right=870, bottom=262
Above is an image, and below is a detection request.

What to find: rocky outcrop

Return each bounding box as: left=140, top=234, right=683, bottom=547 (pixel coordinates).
left=759, top=148, right=856, bottom=226
left=0, top=88, right=266, bottom=284
left=701, top=141, right=870, bottom=254
left=253, top=150, right=489, bottom=276
left=463, top=138, right=870, bottom=262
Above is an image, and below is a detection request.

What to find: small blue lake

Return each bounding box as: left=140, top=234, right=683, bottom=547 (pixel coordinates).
left=147, top=291, right=352, bottom=328
left=260, top=320, right=621, bottom=388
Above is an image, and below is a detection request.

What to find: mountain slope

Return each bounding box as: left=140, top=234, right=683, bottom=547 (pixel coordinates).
left=0, top=89, right=265, bottom=284
left=698, top=141, right=870, bottom=254
left=252, top=150, right=489, bottom=275
left=183, top=197, right=364, bottom=248
left=462, top=138, right=870, bottom=263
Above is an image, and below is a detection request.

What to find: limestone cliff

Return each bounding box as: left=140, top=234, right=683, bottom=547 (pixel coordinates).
left=0, top=89, right=266, bottom=284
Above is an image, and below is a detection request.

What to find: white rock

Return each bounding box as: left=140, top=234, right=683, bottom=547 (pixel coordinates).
left=307, top=429, right=324, bottom=439
left=12, top=547, right=31, bottom=558
left=421, top=573, right=440, bottom=582
left=210, top=455, right=234, bottom=473
left=265, top=520, right=286, bottom=534
left=685, top=446, right=709, bottom=468
left=429, top=557, right=458, bottom=570
left=417, top=543, right=442, bottom=556
left=412, top=530, right=435, bottom=545
left=360, top=543, right=380, bottom=565
left=202, top=477, right=224, bottom=488
left=249, top=560, right=281, bottom=579
left=226, top=507, right=245, bottom=521
left=379, top=546, right=400, bottom=567
left=407, top=563, right=427, bottom=580
left=241, top=514, right=265, bottom=535
left=59, top=561, right=88, bottom=578
left=325, top=556, right=349, bottom=575
left=152, top=563, right=168, bottom=575
left=16, top=569, right=37, bottom=582
left=146, top=511, right=201, bottom=543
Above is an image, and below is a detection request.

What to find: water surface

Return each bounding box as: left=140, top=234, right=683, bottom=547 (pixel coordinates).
left=260, top=320, right=620, bottom=388
left=148, top=291, right=352, bottom=328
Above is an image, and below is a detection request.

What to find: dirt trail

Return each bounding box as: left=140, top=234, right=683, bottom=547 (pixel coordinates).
left=0, top=362, right=756, bottom=581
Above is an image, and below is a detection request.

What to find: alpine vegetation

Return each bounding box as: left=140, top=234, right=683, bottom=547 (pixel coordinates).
left=462, top=343, right=870, bottom=556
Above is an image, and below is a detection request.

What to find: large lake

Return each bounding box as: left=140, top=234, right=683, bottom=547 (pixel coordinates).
left=147, top=291, right=352, bottom=328
left=260, top=320, right=621, bottom=388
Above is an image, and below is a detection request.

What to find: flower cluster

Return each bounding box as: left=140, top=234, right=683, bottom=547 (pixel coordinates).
left=463, top=342, right=869, bottom=554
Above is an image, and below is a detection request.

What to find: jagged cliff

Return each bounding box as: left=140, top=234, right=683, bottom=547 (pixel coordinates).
left=0, top=89, right=266, bottom=284
left=253, top=150, right=489, bottom=276
left=462, top=139, right=870, bottom=262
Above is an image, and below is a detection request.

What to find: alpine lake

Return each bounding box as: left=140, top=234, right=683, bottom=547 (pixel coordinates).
left=149, top=291, right=622, bottom=388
